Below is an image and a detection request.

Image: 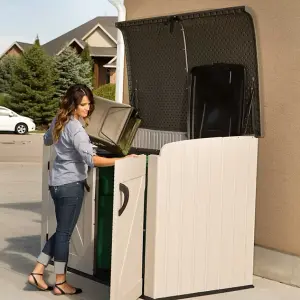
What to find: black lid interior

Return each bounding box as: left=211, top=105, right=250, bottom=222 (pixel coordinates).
left=116, top=6, right=261, bottom=137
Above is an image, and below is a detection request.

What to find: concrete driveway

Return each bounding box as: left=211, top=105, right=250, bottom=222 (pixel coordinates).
left=0, top=133, right=43, bottom=163
left=0, top=133, right=300, bottom=300
left=0, top=133, right=109, bottom=300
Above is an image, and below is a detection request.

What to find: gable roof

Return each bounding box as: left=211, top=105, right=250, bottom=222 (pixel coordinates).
left=43, top=16, right=118, bottom=56
left=56, top=38, right=85, bottom=55
left=17, top=42, right=33, bottom=51
left=81, top=23, right=117, bottom=44
left=0, top=41, right=33, bottom=58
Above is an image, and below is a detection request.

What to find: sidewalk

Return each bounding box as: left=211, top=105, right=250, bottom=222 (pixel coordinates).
left=1, top=266, right=300, bottom=300
left=0, top=266, right=109, bottom=300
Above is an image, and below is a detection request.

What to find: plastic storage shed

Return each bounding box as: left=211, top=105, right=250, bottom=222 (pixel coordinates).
left=41, top=5, right=260, bottom=300
left=42, top=136, right=258, bottom=300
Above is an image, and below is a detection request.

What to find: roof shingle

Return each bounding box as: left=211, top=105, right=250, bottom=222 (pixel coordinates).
left=42, top=16, right=118, bottom=56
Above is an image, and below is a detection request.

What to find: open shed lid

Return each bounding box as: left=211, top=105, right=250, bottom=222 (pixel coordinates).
left=116, top=6, right=261, bottom=137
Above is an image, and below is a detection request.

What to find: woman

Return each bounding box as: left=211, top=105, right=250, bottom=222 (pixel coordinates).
left=28, top=84, right=136, bottom=295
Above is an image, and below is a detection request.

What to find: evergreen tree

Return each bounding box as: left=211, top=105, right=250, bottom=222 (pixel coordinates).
left=80, top=43, right=93, bottom=67
left=0, top=55, right=19, bottom=94
left=80, top=43, right=94, bottom=82
left=9, top=38, right=57, bottom=125
left=54, top=46, right=93, bottom=100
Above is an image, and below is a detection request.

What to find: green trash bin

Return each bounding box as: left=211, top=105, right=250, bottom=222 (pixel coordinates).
left=96, top=166, right=114, bottom=272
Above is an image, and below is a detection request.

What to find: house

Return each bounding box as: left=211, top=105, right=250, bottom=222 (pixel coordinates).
left=1, top=16, right=118, bottom=88
left=120, top=0, right=300, bottom=289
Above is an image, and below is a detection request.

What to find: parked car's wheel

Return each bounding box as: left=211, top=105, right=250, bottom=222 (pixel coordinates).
left=15, top=123, right=28, bottom=135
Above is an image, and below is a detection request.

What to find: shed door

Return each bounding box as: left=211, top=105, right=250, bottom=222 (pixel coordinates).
left=41, top=145, right=95, bottom=275
left=110, top=155, right=147, bottom=300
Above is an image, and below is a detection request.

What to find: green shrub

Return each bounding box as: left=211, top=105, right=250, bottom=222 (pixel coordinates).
left=93, top=83, right=116, bottom=101
left=0, top=93, right=10, bottom=107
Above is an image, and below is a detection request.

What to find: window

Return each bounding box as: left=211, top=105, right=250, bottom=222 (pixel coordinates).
left=0, top=109, right=11, bottom=116
left=106, top=69, right=110, bottom=84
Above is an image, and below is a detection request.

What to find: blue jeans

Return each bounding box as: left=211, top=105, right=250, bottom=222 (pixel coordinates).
left=37, top=181, right=84, bottom=274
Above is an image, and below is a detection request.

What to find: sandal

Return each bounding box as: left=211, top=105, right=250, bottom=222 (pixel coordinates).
left=54, top=281, right=82, bottom=296
left=28, top=273, right=53, bottom=291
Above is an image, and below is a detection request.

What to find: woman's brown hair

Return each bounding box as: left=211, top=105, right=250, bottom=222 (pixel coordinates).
left=52, top=84, right=95, bottom=142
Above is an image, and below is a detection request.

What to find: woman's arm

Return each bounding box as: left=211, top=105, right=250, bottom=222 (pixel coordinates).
left=73, top=128, right=138, bottom=168
left=92, top=154, right=136, bottom=167
left=43, top=117, right=56, bottom=146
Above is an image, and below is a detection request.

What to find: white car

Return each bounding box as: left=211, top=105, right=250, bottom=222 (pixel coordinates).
left=0, top=106, right=36, bottom=134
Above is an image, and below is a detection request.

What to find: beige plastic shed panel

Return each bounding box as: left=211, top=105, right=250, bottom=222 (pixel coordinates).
left=144, top=136, right=258, bottom=299
left=110, top=155, right=147, bottom=300
left=41, top=145, right=96, bottom=275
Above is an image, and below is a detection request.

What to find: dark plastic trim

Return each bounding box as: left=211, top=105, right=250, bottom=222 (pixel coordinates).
left=141, top=285, right=254, bottom=300
left=116, top=6, right=246, bottom=28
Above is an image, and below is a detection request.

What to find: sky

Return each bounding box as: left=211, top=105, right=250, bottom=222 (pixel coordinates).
left=0, top=0, right=117, bottom=54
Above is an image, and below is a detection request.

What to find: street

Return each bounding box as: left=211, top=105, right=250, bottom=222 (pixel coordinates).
left=0, top=133, right=300, bottom=300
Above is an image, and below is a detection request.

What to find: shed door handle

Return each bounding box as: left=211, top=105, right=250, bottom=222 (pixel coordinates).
left=119, top=183, right=129, bottom=216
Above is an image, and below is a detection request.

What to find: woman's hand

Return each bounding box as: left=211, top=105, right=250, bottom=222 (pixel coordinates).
left=93, top=153, right=139, bottom=167
left=126, top=154, right=139, bottom=158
